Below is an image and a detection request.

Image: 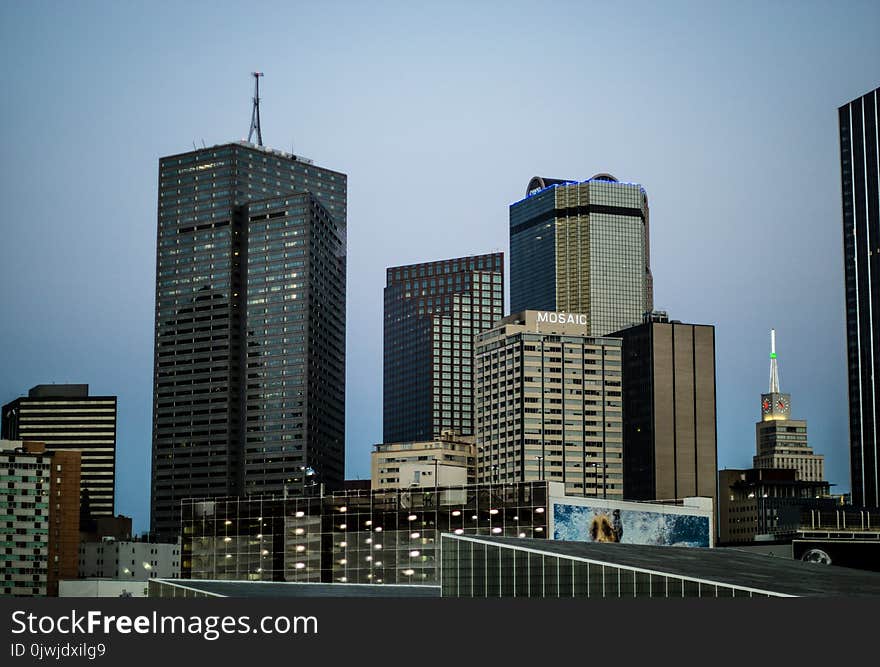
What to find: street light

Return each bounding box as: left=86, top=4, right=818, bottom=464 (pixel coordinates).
left=535, top=456, right=544, bottom=482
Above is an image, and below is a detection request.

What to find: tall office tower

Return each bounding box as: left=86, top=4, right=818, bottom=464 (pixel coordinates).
left=383, top=253, right=503, bottom=442
left=509, top=175, right=652, bottom=336
left=839, top=86, right=880, bottom=508
left=610, top=312, right=717, bottom=501
left=0, top=440, right=80, bottom=596
left=753, top=330, right=824, bottom=482
left=151, top=141, right=346, bottom=538
left=474, top=310, right=623, bottom=498
left=2, top=384, right=116, bottom=518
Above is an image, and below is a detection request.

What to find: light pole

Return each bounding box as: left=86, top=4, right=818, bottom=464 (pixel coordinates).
left=535, top=456, right=544, bottom=482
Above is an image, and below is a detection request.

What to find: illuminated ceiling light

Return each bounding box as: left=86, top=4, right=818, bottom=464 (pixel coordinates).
left=367, top=574, right=373, bottom=579
left=410, top=532, right=420, bottom=539
left=471, top=515, right=478, bottom=520
left=294, top=528, right=305, bottom=535
left=339, top=559, right=347, bottom=565
left=403, top=569, right=415, bottom=576
left=340, top=577, right=347, bottom=583
left=295, top=545, right=306, bottom=552
left=375, top=561, right=383, bottom=567
left=409, top=550, right=420, bottom=557
left=375, top=527, right=383, bottom=532
left=224, top=520, right=232, bottom=525
left=339, top=506, right=347, bottom=513
left=518, top=532, right=526, bottom=538
left=492, top=527, right=502, bottom=534
left=454, top=529, right=464, bottom=535
left=294, top=562, right=306, bottom=569
left=535, top=507, right=545, bottom=513
left=339, top=541, right=347, bottom=547
left=489, top=509, right=499, bottom=515
left=513, top=516, right=519, bottom=521
left=535, top=527, right=544, bottom=532
left=295, top=511, right=305, bottom=518
left=451, top=510, right=461, bottom=517
left=366, top=556, right=372, bottom=562
left=407, top=514, right=417, bottom=521
left=256, top=533, right=263, bottom=539
left=365, top=520, right=373, bottom=526
left=339, top=524, right=347, bottom=529
left=225, top=554, right=232, bottom=559
left=223, top=536, right=232, bottom=542
left=374, top=544, right=383, bottom=550
left=365, top=538, right=372, bottom=544
left=256, top=568, right=263, bottom=573
left=261, top=549, right=269, bottom=556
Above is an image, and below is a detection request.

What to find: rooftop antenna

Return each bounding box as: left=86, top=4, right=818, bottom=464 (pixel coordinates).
left=769, top=329, right=780, bottom=393
left=248, top=71, right=264, bottom=146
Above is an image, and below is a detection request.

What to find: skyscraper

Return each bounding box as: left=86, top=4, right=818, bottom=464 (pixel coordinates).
left=610, top=313, right=717, bottom=501
left=383, top=253, right=503, bottom=443
left=509, top=175, right=652, bottom=336
left=151, top=140, right=346, bottom=538
left=2, top=384, right=116, bottom=519
left=839, top=86, right=880, bottom=508
left=753, top=330, right=824, bottom=483
left=474, top=310, right=624, bottom=498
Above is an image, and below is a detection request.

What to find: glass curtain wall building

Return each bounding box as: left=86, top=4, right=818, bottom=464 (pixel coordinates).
left=839, top=86, right=880, bottom=508
left=180, top=481, right=550, bottom=586
left=383, top=254, right=503, bottom=442
left=151, top=141, right=346, bottom=539
left=510, top=175, right=651, bottom=336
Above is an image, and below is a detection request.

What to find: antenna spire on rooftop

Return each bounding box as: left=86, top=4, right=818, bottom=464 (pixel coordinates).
left=248, top=72, right=264, bottom=146
left=769, top=328, right=780, bottom=393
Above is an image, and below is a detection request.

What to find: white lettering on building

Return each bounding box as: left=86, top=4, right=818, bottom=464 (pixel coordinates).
left=536, top=312, right=587, bottom=325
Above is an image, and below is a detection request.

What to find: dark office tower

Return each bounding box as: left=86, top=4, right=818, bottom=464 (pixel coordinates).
left=510, top=175, right=652, bottom=336
left=384, top=253, right=503, bottom=443
left=152, top=141, right=346, bottom=538
left=610, top=313, right=717, bottom=501
left=2, top=384, right=116, bottom=519
left=840, top=86, right=880, bottom=509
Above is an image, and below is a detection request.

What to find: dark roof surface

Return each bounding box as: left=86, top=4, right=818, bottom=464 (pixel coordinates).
left=158, top=580, right=440, bottom=598
left=444, top=535, right=880, bottom=597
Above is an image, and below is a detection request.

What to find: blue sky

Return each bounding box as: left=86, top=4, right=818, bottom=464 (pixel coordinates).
left=1, top=1, right=878, bottom=533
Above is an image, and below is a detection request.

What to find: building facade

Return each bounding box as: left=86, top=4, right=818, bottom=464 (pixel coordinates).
left=839, top=86, right=880, bottom=508
left=181, top=481, right=552, bottom=586
left=611, top=313, right=717, bottom=501
left=753, top=331, right=824, bottom=482
left=151, top=141, right=347, bottom=538
left=78, top=540, right=181, bottom=580
left=718, top=468, right=832, bottom=544
left=371, top=432, right=476, bottom=490
left=2, top=384, right=116, bottom=518
left=509, top=175, right=652, bottom=336
left=383, top=253, right=503, bottom=442
left=1, top=440, right=80, bottom=597
left=474, top=311, right=624, bottom=498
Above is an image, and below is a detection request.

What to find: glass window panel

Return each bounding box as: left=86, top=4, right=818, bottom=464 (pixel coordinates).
left=528, top=553, right=543, bottom=598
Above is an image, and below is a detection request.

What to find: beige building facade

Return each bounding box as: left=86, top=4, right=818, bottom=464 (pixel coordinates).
left=371, top=432, right=475, bottom=490
left=474, top=310, right=623, bottom=498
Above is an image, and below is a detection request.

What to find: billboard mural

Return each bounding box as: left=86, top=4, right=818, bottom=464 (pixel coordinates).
left=552, top=502, right=711, bottom=548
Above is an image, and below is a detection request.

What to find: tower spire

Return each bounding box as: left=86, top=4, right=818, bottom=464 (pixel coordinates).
left=248, top=72, right=264, bottom=146
left=769, top=328, right=780, bottom=393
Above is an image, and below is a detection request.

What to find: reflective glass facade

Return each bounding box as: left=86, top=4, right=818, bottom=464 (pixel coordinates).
left=839, top=87, right=880, bottom=508
left=510, top=176, right=651, bottom=336
left=383, top=254, right=503, bottom=442
left=180, top=481, right=550, bottom=586
left=152, top=142, right=346, bottom=539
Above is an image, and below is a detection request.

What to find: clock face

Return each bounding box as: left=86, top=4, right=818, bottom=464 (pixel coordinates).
left=762, top=397, right=771, bottom=413
left=777, top=399, right=785, bottom=411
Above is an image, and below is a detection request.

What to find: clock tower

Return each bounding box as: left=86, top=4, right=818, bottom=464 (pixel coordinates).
left=753, top=329, right=824, bottom=482
left=760, top=329, right=791, bottom=421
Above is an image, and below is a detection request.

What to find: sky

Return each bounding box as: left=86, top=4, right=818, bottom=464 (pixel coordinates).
left=1, top=1, right=878, bottom=534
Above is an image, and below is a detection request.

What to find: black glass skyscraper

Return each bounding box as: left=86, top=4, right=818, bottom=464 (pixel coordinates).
left=840, top=86, right=880, bottom=508
left=383, top=254, right=503, bottom=443
left=151, top=141, right=346, bottom=538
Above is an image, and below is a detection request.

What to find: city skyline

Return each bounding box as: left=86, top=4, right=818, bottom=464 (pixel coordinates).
left=1, top=2, right=878, bottom=532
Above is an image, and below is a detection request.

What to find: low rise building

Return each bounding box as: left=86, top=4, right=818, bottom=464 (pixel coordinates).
left=78, top=539, right=181, bottom=580
left=371, top=431, right=475, bottom=490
